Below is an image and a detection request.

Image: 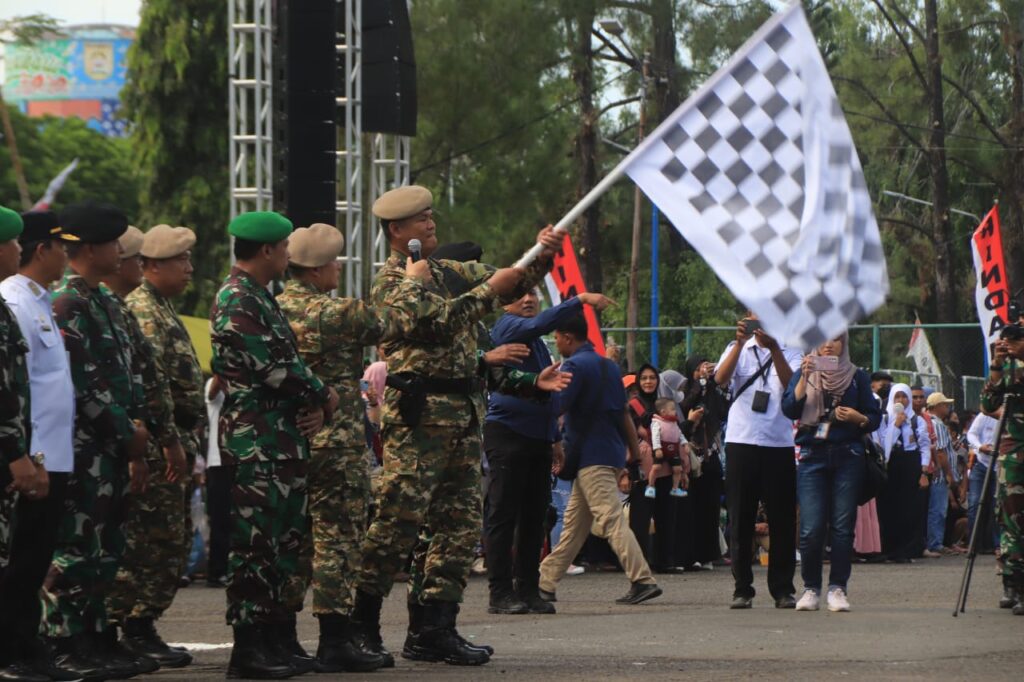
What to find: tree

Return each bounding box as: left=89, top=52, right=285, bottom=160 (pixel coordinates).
left=120, top=0, right=228, bottom=318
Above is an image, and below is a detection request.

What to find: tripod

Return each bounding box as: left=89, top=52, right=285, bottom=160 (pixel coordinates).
left=953, top=406, right=1007, bottom=616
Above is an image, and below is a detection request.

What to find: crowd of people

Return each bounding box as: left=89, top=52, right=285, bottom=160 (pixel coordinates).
left=0, top=187, right=1022, bottom=682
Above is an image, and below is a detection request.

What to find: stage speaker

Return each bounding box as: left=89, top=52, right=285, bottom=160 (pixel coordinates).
left=273, top=0, right=337, bottom=227
left=361, top=0, right=417, bottom=136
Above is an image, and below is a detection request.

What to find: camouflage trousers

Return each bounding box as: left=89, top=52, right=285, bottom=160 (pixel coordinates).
left=0, top=492, right=11, bottom=571
left=998, top=449, right=1024, bottom=586
left=355, top=421, right=482, bottom=604
left=225, top=458, right=308, bottom=626
left=42, top=448, right=126, bottom=637
left=287, top=447, right=370, bottom=615
left=106, top=450, right=192, bottom=623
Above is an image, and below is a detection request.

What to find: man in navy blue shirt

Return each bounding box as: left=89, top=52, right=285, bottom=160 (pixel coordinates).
left=537, top=314, right=662, bottom=606
left=484, top=289, right=611, bottom=615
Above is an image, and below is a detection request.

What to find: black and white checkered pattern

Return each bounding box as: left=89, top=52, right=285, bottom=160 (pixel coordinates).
left=624, top=5, right=888, bottom=348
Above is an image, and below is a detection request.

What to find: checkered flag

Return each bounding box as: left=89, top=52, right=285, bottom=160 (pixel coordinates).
left=624, top=2, right=888, bottom=349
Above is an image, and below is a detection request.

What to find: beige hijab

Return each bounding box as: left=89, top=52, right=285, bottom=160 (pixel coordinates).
left=800, top=331, right=858, bottom=426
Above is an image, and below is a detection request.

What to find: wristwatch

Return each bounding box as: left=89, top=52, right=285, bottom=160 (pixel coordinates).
left=30, top=452, right=45, bottom=466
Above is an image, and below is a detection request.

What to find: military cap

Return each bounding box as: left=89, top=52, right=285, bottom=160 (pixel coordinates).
left=288, top=223, right=344, bottom=268
left=142, top=224, right=197, bottom=259
left=229, top=211, right=293, bottom=243
left=19, top=211, right=62, bottom=243
left=59, top=201, right=128, bottom=243
left=372, top=185, right=432, bottom=221
left=0, top=206, right=24, bottom=241
left=119, top=226, right=145, bottom=258
left=433, top=241, right=483, bottom=263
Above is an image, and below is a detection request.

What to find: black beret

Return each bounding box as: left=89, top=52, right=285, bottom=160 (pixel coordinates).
left=19, top=211, right=62, bottom=243
left=433, top=241, right=483, bottom=263
left=59, top=202, right=128, bottom=244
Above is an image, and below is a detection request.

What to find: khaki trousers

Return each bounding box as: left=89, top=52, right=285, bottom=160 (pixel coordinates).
left=539, top=466, right=654, bottom=592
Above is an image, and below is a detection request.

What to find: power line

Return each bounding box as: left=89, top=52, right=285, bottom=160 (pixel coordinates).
left=843, top=108, right=1021, bottom=148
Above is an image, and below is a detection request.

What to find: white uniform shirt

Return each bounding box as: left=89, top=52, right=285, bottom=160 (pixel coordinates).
left=205, top=377, right=225, bottom=468
left=966, top=412, right=998, bottom=468
left=717, top=338, right=802, bottom=448
left=0, top=274, right=75, bottom=473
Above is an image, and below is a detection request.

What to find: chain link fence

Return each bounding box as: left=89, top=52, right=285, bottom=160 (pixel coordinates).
left=603, top=323, right=989, bottom=411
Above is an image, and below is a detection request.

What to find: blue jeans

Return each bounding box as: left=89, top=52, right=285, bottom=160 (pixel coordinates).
left=926, top=477, right=948, bottom=551
left=967, top=460, right=1000, bottom=549
left=797, top=443, right=864, bottom=592
left=550, top=477, right=573, bottom=550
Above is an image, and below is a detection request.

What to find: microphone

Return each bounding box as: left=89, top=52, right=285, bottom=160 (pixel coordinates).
left=893, top=403, right=905, bottom=415
left=408, top=239, right=422, bottom=263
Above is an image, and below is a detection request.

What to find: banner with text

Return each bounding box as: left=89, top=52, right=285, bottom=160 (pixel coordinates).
left=543, top=233, right=606, bottom=355
left=971, top=205, right=1011, bottom=366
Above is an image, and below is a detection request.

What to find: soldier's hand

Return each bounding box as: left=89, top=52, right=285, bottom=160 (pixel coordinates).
left=323, top=387, right=340, bottom=422
left=163, top=441, right=188, bottom=483
left=126, top=424, right=151, bottom=462
left=33, top=465, right=50, bottom=500
left=536, top=225, right=563, bottom=257
left=577, top=292, right=615, bottom=311
left=405, top=258, right=432, bottom=283
left=483, top=343, right=530, bottom=366
left=298, top=407, right=325, bottom=437
left=536, top=363, right=572, bottom=392
left=129, top=458, right=149, bottom=495
left=487, top=268, right=523, bottom=297
left=551, top=442, right=565, bottom=475
left=7, top=455, right=40, bottom=496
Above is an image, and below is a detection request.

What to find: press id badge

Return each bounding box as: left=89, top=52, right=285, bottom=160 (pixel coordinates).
left=814, top=421, right=831, bottom=440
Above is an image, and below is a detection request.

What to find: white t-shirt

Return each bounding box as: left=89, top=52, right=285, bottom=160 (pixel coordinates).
left=205, top=377, right=225, bottom=468
left=966, top=412, right=998, bottom=468
left=717, top=338, right=802, bottom=448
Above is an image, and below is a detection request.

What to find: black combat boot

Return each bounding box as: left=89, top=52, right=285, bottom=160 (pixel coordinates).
left=25, top=637, right=87, bottom=681
left=120, top=617, right=192, bottom=668
left=351, top=590, right=394, bottom=668
left=999, top=576, right=1020, bottom=609
left=47, top=635, right=107, bottom=681
left=313, top=614, right=385, bottom=673
left=268, top=615, right=314, bottom=675
left=487, top=587, right=528, bottom=615
left=96, top=627, right=159, bottom=678
left=403, top=600, right=493, bottom=659
left=411, top=601, right=490, bottom=666
left=226, top=624, right=295, bottom=679
left=517, top=584, right=556, bottom=615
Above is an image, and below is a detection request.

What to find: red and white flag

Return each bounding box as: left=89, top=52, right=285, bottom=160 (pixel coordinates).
left=31, top=158, right=79, bottom=211
left=970, top=204, right=1011, bottom=366
left=542, top=232, right=606, bottom=355
left=907, top=314, right=941, bottom=389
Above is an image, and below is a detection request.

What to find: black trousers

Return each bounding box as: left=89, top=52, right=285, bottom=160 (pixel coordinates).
left=690, top=452, right=724, bottom=565
left=483, top=421, right=552, bottom=594
left=0, top=472, right=68, bottom=659
left=726, top=443, right=796, bottom=600
left=879, top=449, right=927, bottom=561
left=205, top=465, right=232, bottom=581
left=629, top=475, right=676, bottom=570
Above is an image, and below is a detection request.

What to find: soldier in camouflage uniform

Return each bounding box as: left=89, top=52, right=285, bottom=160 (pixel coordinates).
left=104, top=225, right=198, bottom=668
left=211, top=211, right=338, bottom=680
left=351, top=185, right=561, bottom=667
left=43, top=203, right=154, bottom=680
left=982, top=322, right=1024, bottom=615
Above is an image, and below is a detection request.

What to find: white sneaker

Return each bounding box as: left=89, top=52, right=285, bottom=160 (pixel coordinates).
left=795, top=589, right=820, bottom=611
left=827, top=587, right=851, bottom=612
left=566, top=564, right=585, bottom=576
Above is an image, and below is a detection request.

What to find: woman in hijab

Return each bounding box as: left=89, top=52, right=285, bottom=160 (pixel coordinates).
left=679, top=355, right=729, bottom=567
left=782, top=333, right=881, bottom=612
left=876, top=382, right=932, bottom=565
left=626, top=364, right=679, bottom=572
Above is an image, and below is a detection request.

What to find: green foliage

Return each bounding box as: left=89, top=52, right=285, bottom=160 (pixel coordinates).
left=120, top=0, right=228, bottom=318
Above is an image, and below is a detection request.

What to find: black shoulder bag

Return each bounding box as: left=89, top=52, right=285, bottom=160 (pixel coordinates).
left=558, top=360, right=609, bottom=482
left=856, top=376, right=888, bottom=505
left=728, top=353, right=772, bottom=409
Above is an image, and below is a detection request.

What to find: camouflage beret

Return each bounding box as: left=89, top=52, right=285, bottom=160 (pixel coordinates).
left=142, top=224, right=196, bottom=259
left=119, top=226, right=145, bottom=258
left=372, top=185, right=433, bottom=221
left=0, top=206, right=24, bottom=242
left=288, top=223, right=344, bottom=268
left=229, top=211, right=293, bottom=243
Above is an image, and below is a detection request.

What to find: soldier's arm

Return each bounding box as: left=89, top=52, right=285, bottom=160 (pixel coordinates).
left=0, top=318, right=28, bottom=465
left=372, top=267, right=496, bottom=340
left=127, top=309, right=179, bottom=447
left=456, top=258, right=551, bottom=306
left=225, top=291, right=329, bottom=404
left=980, top=361, right=1009, bottom=415
left=486, top=364, right=539, bottom=393
left=53, top=293, right=137, bottom=445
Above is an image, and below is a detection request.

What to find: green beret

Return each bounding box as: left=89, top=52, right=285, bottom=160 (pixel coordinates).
left=0, top=206, right=25, bottom=242
left=229, top=211, right=293, bottom=243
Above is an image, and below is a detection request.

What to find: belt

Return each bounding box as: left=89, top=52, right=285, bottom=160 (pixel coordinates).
left=386, top=373, right=479, bottom=396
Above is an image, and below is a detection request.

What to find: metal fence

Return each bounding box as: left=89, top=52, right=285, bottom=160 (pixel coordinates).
left=602, top=323, right=989, bottom=410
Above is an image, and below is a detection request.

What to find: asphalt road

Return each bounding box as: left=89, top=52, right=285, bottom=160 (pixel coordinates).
left=156, top=555, right=1021, bottom=681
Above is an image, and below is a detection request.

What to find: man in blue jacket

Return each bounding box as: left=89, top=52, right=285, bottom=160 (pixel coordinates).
left=484, top=289, right=611, bottom=615
left=537, top=314, right=662, bottom=606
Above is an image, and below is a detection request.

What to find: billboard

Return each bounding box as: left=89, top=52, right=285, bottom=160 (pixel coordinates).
left=4, top=38, right=130, bottom=101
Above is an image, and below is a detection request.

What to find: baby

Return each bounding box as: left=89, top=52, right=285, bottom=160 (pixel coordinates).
left=646, top=397, right=689, bottom=499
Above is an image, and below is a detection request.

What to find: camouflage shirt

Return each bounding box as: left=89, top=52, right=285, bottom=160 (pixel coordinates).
left=372, top=250, right=550, bottom=427
left=0, top=298, right=30, bottom=466
left=127, top=280, right=206, bottom=435
left=981, top=359, right=1024, bottom=455
left=210, top=267, right=330, bottom=464
left=53, top=273, right=144, bottom=454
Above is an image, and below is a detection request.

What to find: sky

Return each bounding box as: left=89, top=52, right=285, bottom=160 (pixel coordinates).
left=0, top=0, right=141, bottom=26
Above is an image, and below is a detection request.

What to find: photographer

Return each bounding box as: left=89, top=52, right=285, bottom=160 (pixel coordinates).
left=980, top=323, right=1024, bottom=615
left=783, top=333, right=880, bottom=612
left=715, top=313, right=802, bottom=609
left=679, top=356, right=728, bottom=568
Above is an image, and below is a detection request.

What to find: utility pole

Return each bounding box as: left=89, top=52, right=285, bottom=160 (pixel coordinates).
left=625, top=53, right=650, bottom=371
